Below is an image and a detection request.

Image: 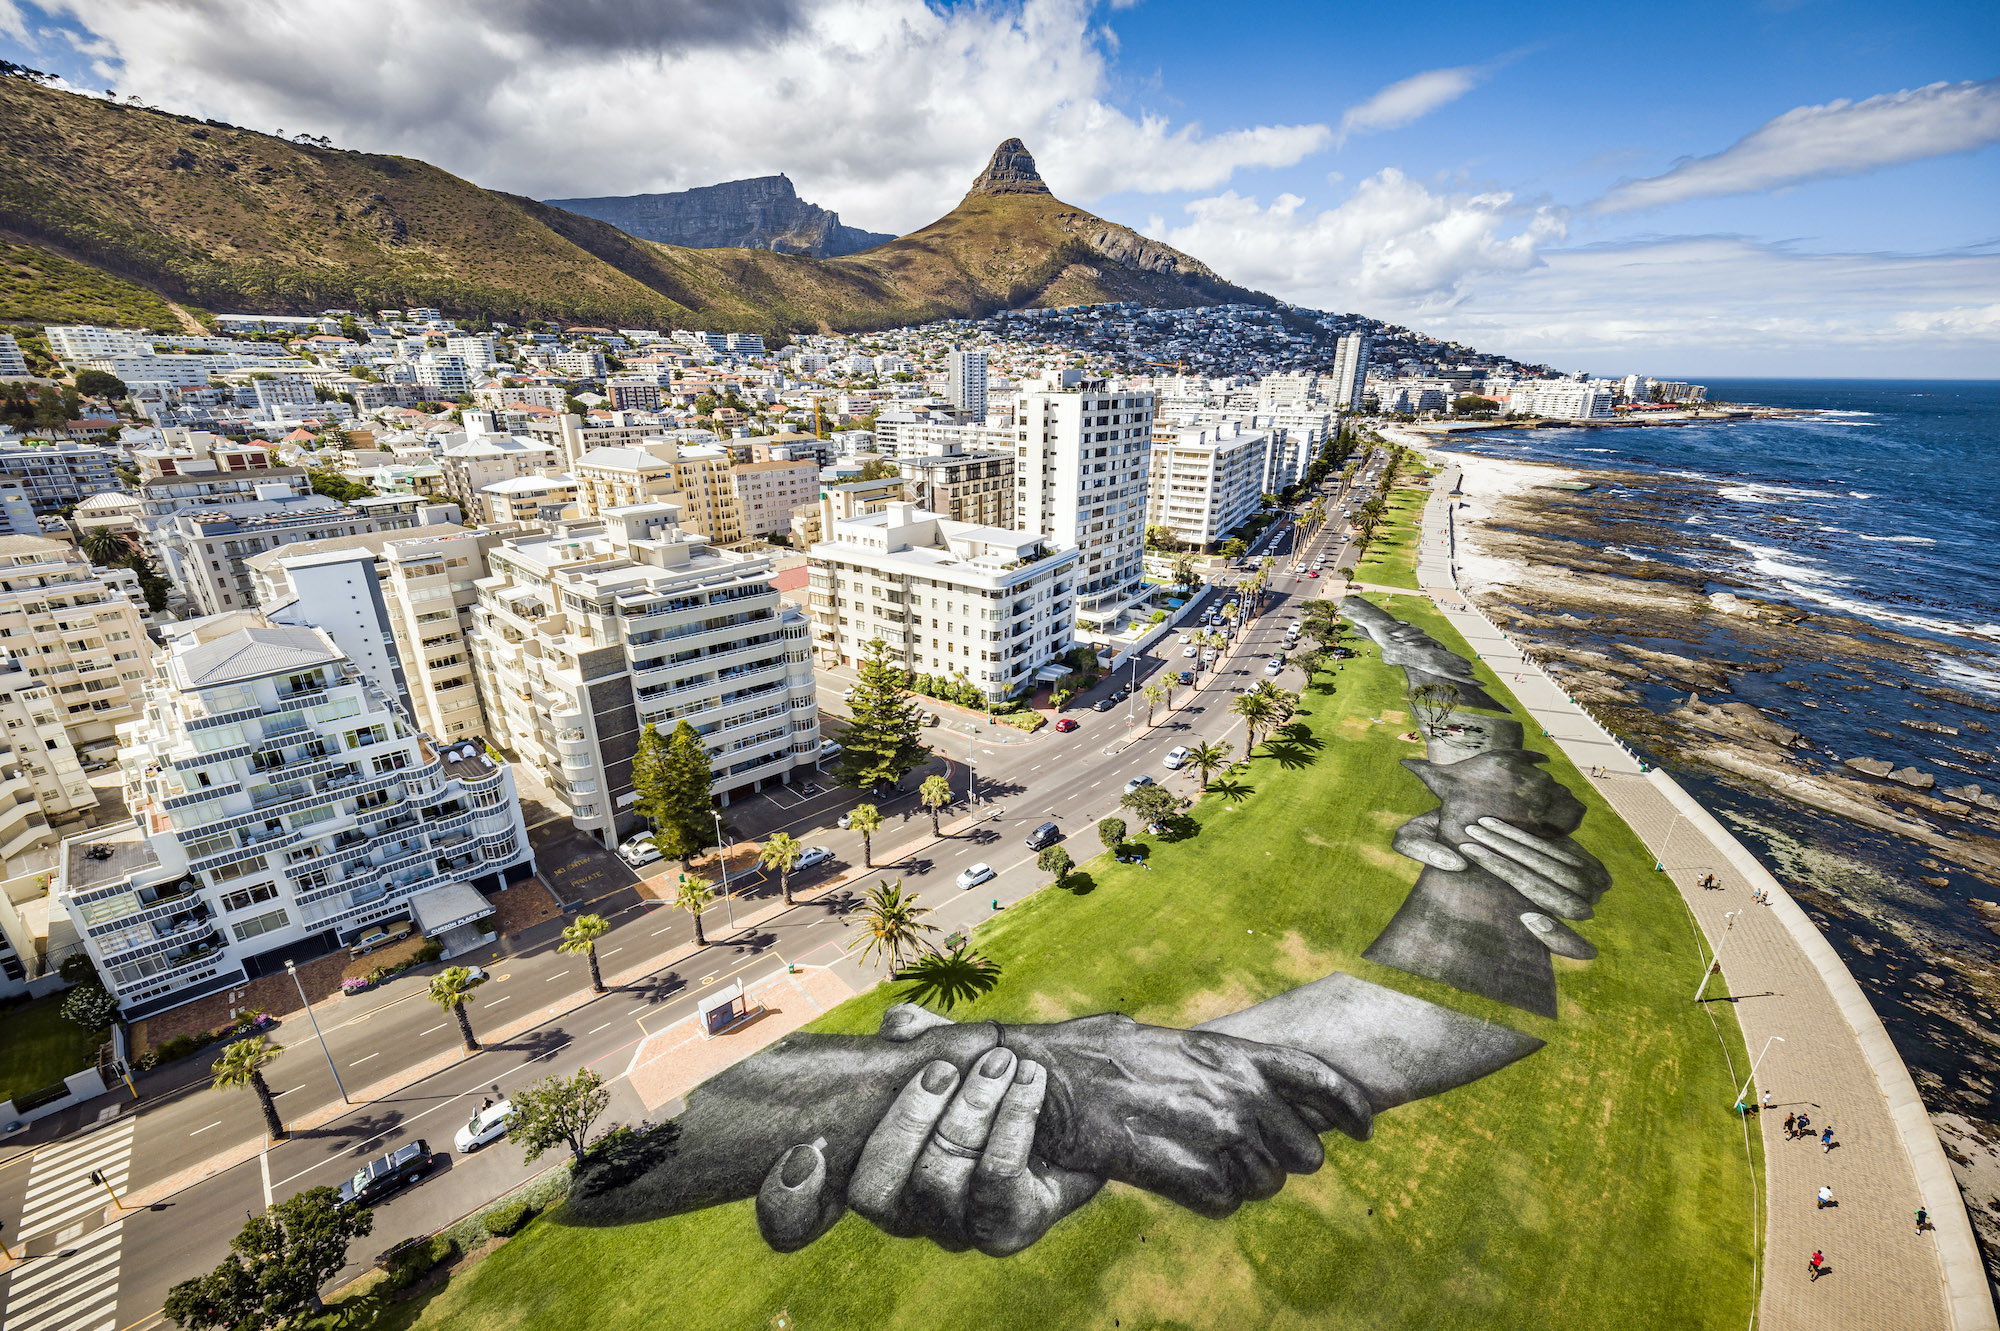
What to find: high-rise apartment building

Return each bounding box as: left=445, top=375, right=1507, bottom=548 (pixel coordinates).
left=0, top=441, right=122, bottom=512
left=808, top=503, right=1077, bottom=697
left=730, top=458, right=818, bottom=538
left=0, top=654, right=100, bottom=863
left=0, top=535, right=151, bottom=755
left=946, top=349, right=988, bottom=421
left=897, top=441, right=1014, bottom=528
left=1145, top=423, right=1273, bottom=549
left=466, top=504, right=818, bottom=844
left=58, top=618, right=532, bottom=1018
left=1012, top=376, right=1154, bottom=630
left=1330, top=334, right=1371, bottom=409
left=0, top=334, right=28, bottom=378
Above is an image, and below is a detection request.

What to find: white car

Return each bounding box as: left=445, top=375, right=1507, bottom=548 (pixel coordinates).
left=1202, top=649, right=1217, bottom=663
left=796, top=845, right=835, bottom=871
left=453, top=1099, right=516, bottom=1153
left=1123, top=775, right=1156, bottom=794
left=1264, top=657, right=1284, bottom=675
left=1182, top=645, right=1197, bottom=657
left=1178, top=632, right=1192, bottom=643
left=617, top=833, right=661, bottom=868
left=957, top=862, right=996, bottom=891
left=1163, top=746, right=1192, bottom=770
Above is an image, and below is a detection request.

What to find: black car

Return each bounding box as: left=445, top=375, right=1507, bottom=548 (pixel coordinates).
left=337, top=1140, right=436, bottom=1207
left=1025, top=821, right=1062, bottom=850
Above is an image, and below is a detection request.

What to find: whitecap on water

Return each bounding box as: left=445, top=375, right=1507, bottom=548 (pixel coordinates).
left=1857, top=534, right=1937, bottom=544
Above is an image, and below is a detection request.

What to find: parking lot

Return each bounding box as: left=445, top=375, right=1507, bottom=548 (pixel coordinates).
left=527, top=817, right=640, bottom=910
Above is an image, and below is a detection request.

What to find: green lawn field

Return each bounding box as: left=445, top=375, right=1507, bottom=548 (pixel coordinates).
left=0, top=994, right=106, bottom=1106
left=1352, top=487, right=1429, bottom=590
left=380, top=593, right=1762, bottom=1331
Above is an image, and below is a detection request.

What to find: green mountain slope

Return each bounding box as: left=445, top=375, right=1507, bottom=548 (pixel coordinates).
left=0, top=76, right=1269, bottom=335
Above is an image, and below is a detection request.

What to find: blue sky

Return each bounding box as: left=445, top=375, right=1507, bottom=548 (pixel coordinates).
left=2, top=0, right=1995, bottom=377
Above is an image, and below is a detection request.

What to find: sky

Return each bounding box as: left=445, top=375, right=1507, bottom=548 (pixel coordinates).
left=1, top=0, right=1996, bottom=378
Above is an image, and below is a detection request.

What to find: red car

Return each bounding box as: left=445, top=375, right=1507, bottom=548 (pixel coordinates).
left=1307, top=569, right=1320, bottom=577
left=1054, top=718, right=1079, bottom=732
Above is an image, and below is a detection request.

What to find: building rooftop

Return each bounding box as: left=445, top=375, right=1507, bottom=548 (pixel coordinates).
left=64, top=820, right=161, bottom=894
left=176, top=624, right=343, bottom=688
left=243, top=523, right=468, bottom=572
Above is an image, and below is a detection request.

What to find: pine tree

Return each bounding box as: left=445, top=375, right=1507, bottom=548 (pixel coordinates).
left=650, top=720, right=718, bottom=868
left=835, top=638, right=930, bottom=792
left=630, top=722, right=670, bottom=830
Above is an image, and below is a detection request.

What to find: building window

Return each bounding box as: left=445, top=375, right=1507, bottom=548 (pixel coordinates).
left=211, top=856, right=269, bottom=884
left=232, top=907, right=290, bottom=942
left=220, top=881, right=280, bottom=911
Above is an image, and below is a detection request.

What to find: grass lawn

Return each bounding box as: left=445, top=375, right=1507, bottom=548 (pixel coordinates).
left=392, top=593, right=1761, bottom=1331
left=1353, top=487, right=1429, bottom=589
left=0, top=994, right=106, bottom=1106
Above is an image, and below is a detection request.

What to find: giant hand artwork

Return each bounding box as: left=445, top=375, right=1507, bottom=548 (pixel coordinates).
left=565, top=598, right=1611, bottom=1257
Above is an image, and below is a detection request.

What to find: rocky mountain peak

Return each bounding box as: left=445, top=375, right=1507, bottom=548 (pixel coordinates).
left=967, top=138, right=1051, bottom=197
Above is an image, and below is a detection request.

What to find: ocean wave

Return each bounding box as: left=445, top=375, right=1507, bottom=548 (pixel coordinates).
left=1816, top=410, right=1877, bottom=417
left=1817, top=526, right=1849, bottom=533
left=1933, top=655, right=2000, bottom=699
left=1717, top=481, right=1842, bottom=504
left=1848, top=492, right=1876, bottom=498
left=1722, top=538, right=1994, bottom=642
left=1857, top=534, right=1937, bottom=544
left=1579, top=448, right=1614, bottom=453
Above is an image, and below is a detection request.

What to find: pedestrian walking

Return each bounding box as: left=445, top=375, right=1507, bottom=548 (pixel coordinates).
left=1796, top=1110, right=1811, bottom=1137
left=1821, top=1126, right=1835, bottom=1153
left=1817, top=1185, right=1834, bottom=1209
left=1808, top=1250, right=1824, bottom=1281
left=1761, top=1090, right=1773, bottom=1113
left=1916, top=1207, right=1929, bottom=1233
left=1783, top=1112, right=1797, bottom=1140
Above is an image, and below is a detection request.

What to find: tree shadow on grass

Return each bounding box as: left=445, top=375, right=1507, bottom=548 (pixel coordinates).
left=1153, top=813, right=1201, bottom=842
left=1208, top=778, right=1254, bottom=803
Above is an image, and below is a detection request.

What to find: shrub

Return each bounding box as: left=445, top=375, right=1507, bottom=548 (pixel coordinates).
left=482, top=1201, right=535, bottom=1237
left=415, top=939, right=445, bottom=961
left=387, top=1234, right=457, bottom=1288
left=61, top=984, right=118, bottom=1031
left=147, top=1029, right=217, bottom=1067
left=997, top=711, right=1045, bottom=733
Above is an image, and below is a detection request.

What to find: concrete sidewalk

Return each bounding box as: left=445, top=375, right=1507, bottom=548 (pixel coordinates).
left=1408, top=466, right=1993, bottom=1331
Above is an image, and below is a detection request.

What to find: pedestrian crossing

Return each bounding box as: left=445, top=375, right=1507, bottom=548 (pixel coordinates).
left=2, top=1121, right=133, bottom=1331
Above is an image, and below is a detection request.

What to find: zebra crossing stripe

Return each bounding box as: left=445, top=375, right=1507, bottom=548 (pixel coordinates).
left=3, top=1221, right=123, bottom=1331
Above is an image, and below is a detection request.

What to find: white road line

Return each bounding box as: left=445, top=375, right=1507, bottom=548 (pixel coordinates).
left=589, top=1021, right=612, bottom=1033
left=603, top=947, right=623, bottom=956
left=545, top=973, right=565, bottom=982
left=272, top=1086, right=300, bottom=1096
left=351, top=1052, right=380, bottom=1065
left=487, top=994, right=512, bottom=1005
left=421, top=1023, right=447, bottom=1035
left=652, top=926, right=673, bottom=935
left=261, top=1146, right=274, bottom=1208
left=189, top=1120, right=223, bottom=1136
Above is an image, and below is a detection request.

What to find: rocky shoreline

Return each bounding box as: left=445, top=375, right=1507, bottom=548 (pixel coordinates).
left=1435, top=447, right=2000, bottom=1271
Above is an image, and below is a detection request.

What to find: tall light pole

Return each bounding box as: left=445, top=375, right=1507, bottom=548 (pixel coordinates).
left=286, top=959, right=347, bottom=1104
left=712, top=808, right=735, bottom=929
left=1735, top=1035, right=1785, bottom=1109
left=1694, top=910, right=1742, bottom=1003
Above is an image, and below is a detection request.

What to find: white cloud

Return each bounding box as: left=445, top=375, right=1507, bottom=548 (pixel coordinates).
left=1596, top=78, right=2000, bottom=213
left=29, top=0, right=1331, bottom=232
left=1151, top=169, right=1565, bottom=311
left=1336, top=66, right=1484, bottom=147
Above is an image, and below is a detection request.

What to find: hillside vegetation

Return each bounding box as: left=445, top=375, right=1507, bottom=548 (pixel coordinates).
left=0, top=76, right=1269, bottom=335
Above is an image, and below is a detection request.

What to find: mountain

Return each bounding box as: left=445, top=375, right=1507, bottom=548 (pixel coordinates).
left=543, top=175, right=893, bottom=258
left=0, top=75, right=1272, bottom=337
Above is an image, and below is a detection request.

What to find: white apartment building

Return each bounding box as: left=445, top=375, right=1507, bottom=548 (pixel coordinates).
left=1330, top=335, right=1371, bottom=409
left=0, top=535, right=151, bottom=756
left=1503, top=382, right=1616, bottom=420
left=809, top=502, right=1078, bottom=699
left=0, top=654, right=100, bottom=865
left=946, top=349, right=988, bottom=420
left=59, top=618, right=532, bottom=1018
left=45, top=325, right=150, bottom=361
left=1145, top=423, right=1273, bottom=549
left=1013, top=376, right=1154, bottom=630
left=466, top=504, right=818, bottom=844
left=729, top=458, right=817, bottom=537
left=0, top=334, right=29, bottom=378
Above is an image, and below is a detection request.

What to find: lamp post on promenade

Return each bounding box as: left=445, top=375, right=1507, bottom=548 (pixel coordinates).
left=1694, top=910, right=1743, bottom=1004
left=1735, top=1035, right=1785, bottom=1109
left=286, top=959, right=348, bottom=1104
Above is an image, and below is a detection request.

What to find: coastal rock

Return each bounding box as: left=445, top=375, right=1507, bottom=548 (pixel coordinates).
left=1844, top=756, right=1895, bottom=777
left=1674, top=699, right=1804, bottom=750
left=1905, top=719, right=1961, bottom=736
left=1613, top=642, right=1734, bottom=693
left=1943, top=784, right=2000, bottom=812
left=1889, top=766, right=1936, bottom=791
left=1707, top=591, right=1804, bottom=622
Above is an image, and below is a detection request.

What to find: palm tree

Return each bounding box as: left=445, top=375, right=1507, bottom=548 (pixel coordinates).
left=917, top=775, right=953, bottom=836
left=1187, top=741, right=1233, bottom=791
left=1142, top=681, right=1166, bottom=725
left=559, top=913, right=611, bottom=993
left=211, top=1035, right=287, bottom=1140
left=674, top=872, right=716, bottom=946
left=759, top=831, right=805, bottom=906
left=849, top=803, right=883, bottom=867
left=1232, top=692, right=1279, bottom=751
left=430, top=966, right=481, bottom=1051
left=858, top=879, right=935, bottom=970
left=80, top=526, right=128, bottom=566
left=1254, top=680, right=1297, bottom=727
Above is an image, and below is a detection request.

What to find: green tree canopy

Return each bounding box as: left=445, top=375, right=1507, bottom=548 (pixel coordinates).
left=835, top=639, right=929, bottom=791
left=72, top=368, right=127, bottom=399
left=507, top=1068, right=610, bottom=1164
left=163, top=1186, right=373, bottom=1331
left=638, top=721, right=718, bottom=867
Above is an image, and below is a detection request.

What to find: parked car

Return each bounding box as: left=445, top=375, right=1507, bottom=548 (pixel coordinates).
left=923, top=712, right=942, bottom=726
left=818, top=738, right=843, bottom=760
left=1054, top=717, right=1079, bottom=732
left=957, top=862, right=997, bottom=891
left=1093, top=698, right=1116, bottom=711
left=1265, top=657, right=1285, bottom=675
left=1163, top=746, right=1192, bottom=770
left=842, top=686, right=857, bottom=702
left=348, top=921, right=413, bottom=957
left=837, top=812, right=853, bottom=829
left=618, top=833, right=662, bottom=868
left=796, top=846, right=835, bottom=871
left=1182, top=645, right=1197, bottom=658
left=1178, top=632, right=1192, bottom=643
left=1025, top=821, right=1062, bottom=850
left=1123, top=775, right=1156, bottom=794
left=1179, top=670, right=1195, bottom=685
left=337, top=1140, right=436, bottom=1207
left=454, top=1100, right=516, bottom=1153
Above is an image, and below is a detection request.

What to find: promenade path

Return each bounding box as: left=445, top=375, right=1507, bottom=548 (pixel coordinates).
left=1401, top=462, right=1995, bottom=1331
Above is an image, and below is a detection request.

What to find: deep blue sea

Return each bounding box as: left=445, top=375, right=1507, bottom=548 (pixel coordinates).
left=1440, top=381, right=2000, bottom=1266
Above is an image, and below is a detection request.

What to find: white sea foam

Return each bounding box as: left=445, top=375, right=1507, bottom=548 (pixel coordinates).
left=1579, top=448, right=1614, bottom=453
left=1722, top=537, right=1996, bottom=642
left=1817, top=526, right=1848, bottom=533
left=1933, top=654, right=2000, bottom=699
left=1717, top=481, right=1841, bottom=505
left=1849, top=492, right=1876, bottom=499
left=1724, top=537, right=1849, bottom=588
left=1857, top=534, right=1936, bottom=544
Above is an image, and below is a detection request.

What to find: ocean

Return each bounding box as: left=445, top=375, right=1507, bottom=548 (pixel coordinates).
left=1437, top=380, right=2000, bottom=1270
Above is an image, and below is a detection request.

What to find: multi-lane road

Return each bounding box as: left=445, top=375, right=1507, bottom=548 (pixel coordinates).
left=0, top=454, right=1380, bottom=1331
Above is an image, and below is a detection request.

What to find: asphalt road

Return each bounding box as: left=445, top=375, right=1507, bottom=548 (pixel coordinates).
left=0, top=463, right=1382, bottom=1329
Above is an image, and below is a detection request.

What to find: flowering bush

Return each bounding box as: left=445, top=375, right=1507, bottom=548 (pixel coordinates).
left=341, top=977, right=370, bottom=994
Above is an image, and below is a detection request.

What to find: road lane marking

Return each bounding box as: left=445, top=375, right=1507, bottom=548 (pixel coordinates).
left=589, top=1021, right=612, bottom=1033
left=603, top=947, right=623, bottom=956
left=421, top=1023, right=447, bottom=1035
left=351, top=1052, right=380, bottom=1065
left=545, top=973, right=566, bottom=982
left=487, top=995, right=511, bottom=1005
left=190, top=1120, right=222, bottom=1136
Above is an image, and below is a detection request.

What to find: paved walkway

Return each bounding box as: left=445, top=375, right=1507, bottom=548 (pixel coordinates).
left=1408, top=465, right=1994, bottom=1331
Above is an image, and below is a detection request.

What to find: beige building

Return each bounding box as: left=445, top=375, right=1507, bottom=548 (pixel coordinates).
left=0, top=653, right=99, bottom=864
left=0, top=535, right=150, bottom=755
left=730, top=459, right=817, bottom=538
left=481, top=473, right=579, bottom=526
left=649, top=441, right=745, bottom=549
left=789, top=474, right=904, bottom=548
left=897, top=441, right=1015, bottom=529
left=438, top=435, right=562, bottom=517
left=573, top=447, right=674, bottom=516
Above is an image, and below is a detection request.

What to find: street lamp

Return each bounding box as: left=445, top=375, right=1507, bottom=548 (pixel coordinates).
left=286, top=959, right=347, bottom=1104
left=1735, top=1035, right=1785, bottom=1109
left=1693, top=910, right=1742, bottom=1003
left=712, top=808, right=735, bottom=929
